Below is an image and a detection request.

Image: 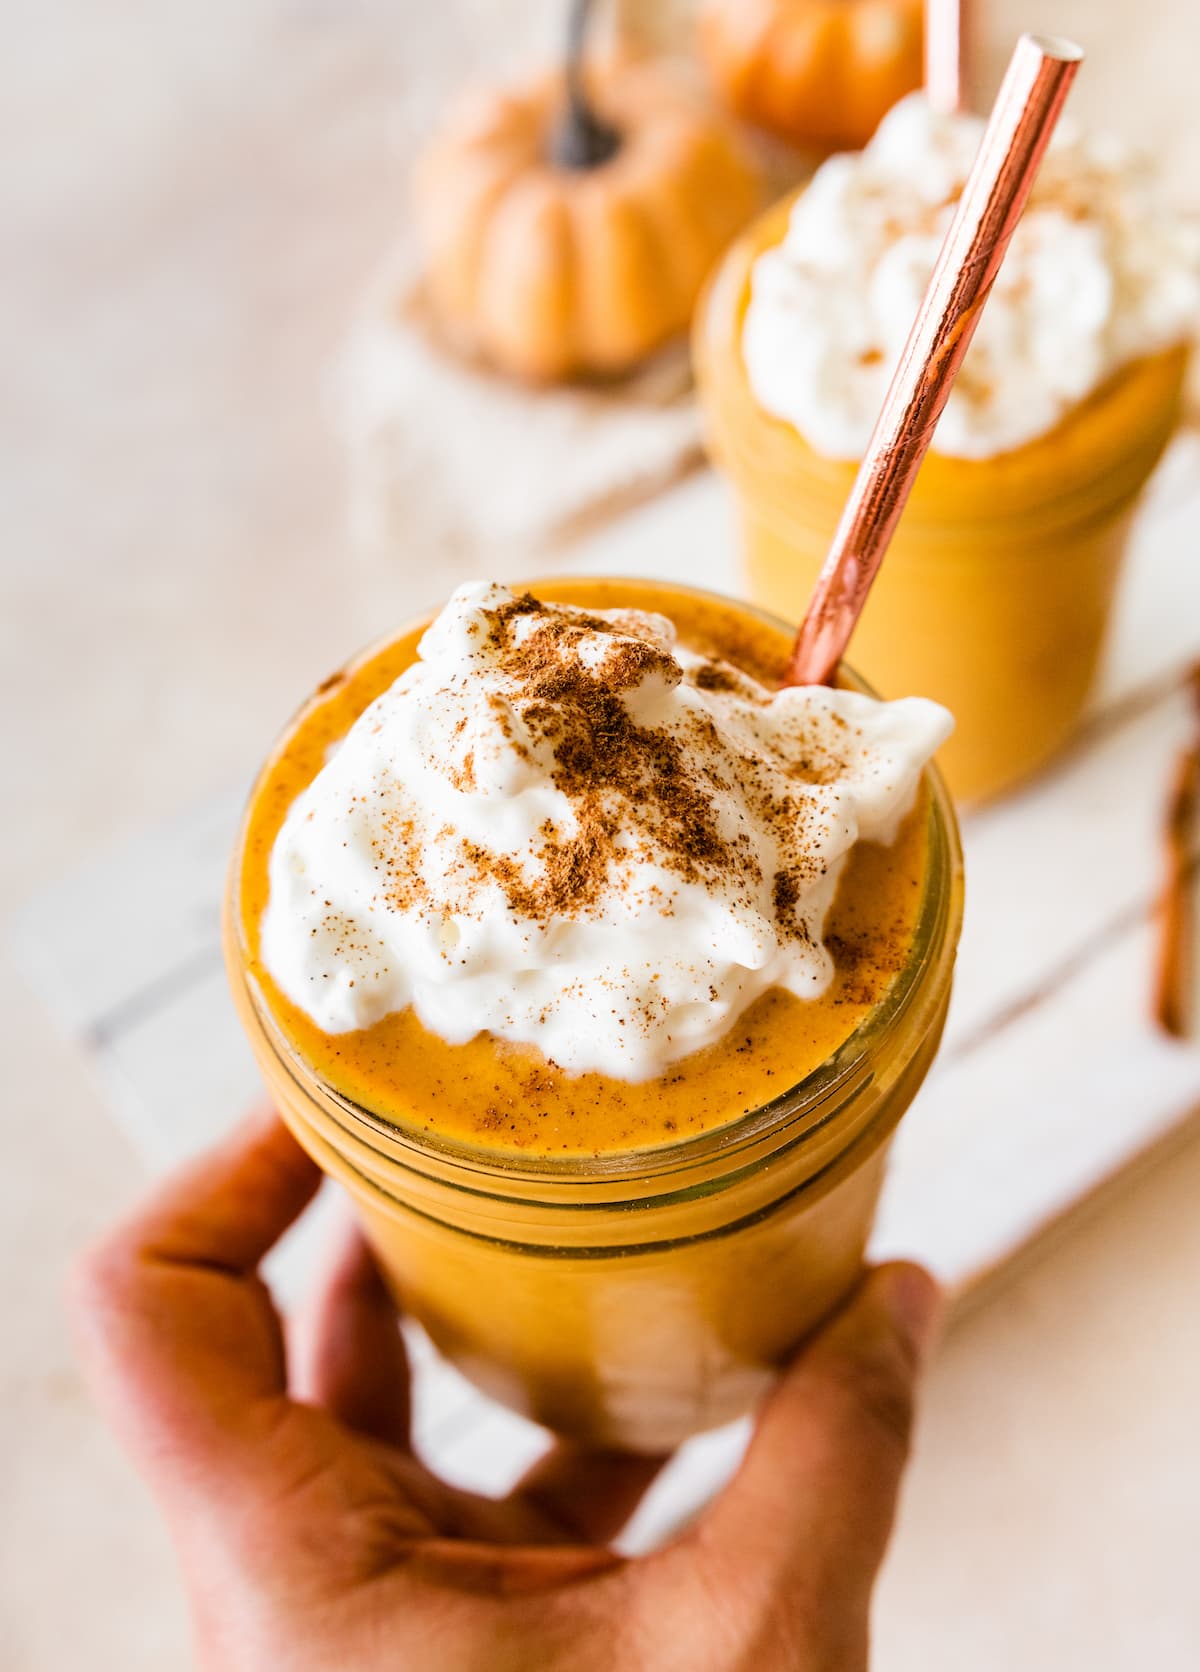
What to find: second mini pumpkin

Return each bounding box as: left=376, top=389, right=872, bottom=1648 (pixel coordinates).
left=699, top=0, right=925, bottom=152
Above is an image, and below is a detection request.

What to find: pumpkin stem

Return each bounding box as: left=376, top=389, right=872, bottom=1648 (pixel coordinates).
left=552, top=0, right=621, bottom=169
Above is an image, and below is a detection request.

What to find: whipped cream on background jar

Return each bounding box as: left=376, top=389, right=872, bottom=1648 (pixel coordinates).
left=226, top=578, right=963, bottom=1451
left=695, top=96, right=1196, bottom=805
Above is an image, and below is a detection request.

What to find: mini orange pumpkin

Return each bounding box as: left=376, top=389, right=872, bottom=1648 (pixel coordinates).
left=412, top=1, right=762, bottom=382
left=699, top=0, right=925, bottom=152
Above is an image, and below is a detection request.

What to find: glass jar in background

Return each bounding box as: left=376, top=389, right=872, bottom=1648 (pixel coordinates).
left=694, top=195, right=1189, bottom=805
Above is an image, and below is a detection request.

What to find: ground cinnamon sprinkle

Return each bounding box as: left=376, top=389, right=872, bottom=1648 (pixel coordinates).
left=447, top=749, right=475, bottom=792
left=388, top=593, right=851, bottom=942
left=693, top=660, right=760, bottom=697
left=773, top=869, right=801, bottom=927
left=464, top=594, right=754, bottom=919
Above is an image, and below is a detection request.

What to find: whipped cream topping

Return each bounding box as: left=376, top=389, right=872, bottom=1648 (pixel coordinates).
left=261, top=584, right=951, bottom=1080
left=743, top=94, right=1200, bottom=460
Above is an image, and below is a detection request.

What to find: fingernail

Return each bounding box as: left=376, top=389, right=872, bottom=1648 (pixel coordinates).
left=245, top=1103, right=283, bottom=1137
left=877, top=1262, right=943, bottom=1360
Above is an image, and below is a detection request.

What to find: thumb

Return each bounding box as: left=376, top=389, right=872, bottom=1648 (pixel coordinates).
left=695, top=1263, right=941, bottom=1605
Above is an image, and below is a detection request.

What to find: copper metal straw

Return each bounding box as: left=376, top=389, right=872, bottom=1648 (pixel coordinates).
left=785, top=33, right=1082, bottom=690
left=925, top=0, right=967, bottom=114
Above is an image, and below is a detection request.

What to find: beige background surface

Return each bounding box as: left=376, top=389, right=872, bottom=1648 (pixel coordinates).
left=4, top=2, right=1200, bottom=1667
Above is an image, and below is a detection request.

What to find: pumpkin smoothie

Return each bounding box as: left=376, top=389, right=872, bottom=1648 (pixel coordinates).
left=695, top=95, right=1197, bottom=804
left=226, top=578, right=962, bottom=1450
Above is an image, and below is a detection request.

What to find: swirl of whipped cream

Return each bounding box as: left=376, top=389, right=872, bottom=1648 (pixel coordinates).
left=261, top=583, right=951, bottom=1080
left=743, top=94, right=1200, bottom=460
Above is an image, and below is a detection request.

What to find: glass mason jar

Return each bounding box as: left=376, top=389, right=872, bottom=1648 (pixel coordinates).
left=694, top=194, right=1189, bottom=805
left=225, top=580, right=964, bottom=1453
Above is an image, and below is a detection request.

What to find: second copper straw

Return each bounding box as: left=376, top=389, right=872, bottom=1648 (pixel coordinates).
left=925, top=0, right=968, bottom=115
left=786, top=33, right=1083, bottom=689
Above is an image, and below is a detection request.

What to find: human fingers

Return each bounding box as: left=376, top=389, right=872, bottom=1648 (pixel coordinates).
left=503, top=1442, right=667, bottom=1547
left=290, top=1215, right=412, bottom=1449
left=69, top=1109, right=320, bottom=1484
left=693, top=1264, right=941, bottom=1604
